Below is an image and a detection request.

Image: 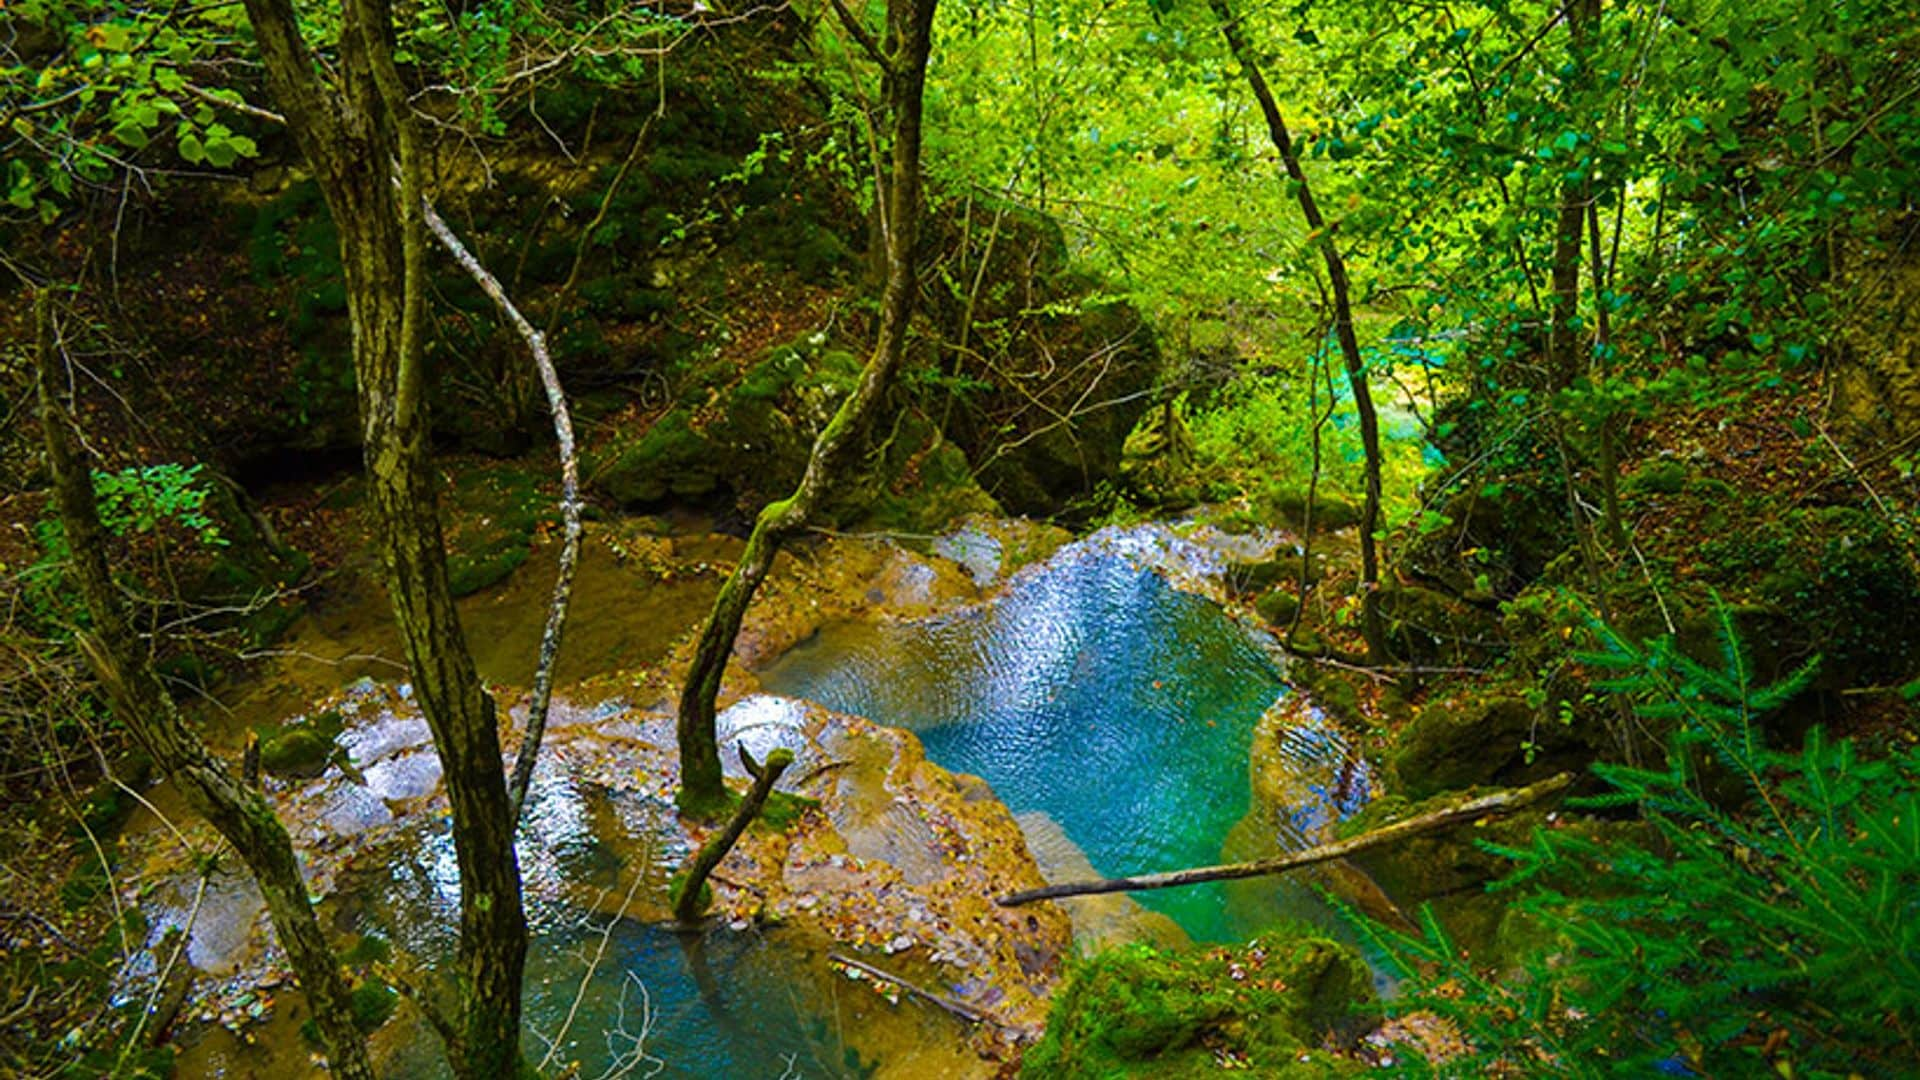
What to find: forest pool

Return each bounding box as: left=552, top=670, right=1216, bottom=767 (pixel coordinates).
left=762, top=528, right=1366, bottom=943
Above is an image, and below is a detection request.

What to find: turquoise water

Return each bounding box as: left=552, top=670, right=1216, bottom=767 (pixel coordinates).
left=339, top=782, right=894, bottom=1078
left=762, top=537, right=1334, bottom=942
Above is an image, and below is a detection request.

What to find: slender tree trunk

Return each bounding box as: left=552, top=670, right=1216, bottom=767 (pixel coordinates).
left=1588, top=201, right=1627, bottom=547
left=1546, top=0, right=1598, bottom=393
left=677, top=0, right=940, bottom=813
left=673, top=747, right=793, bottom=922
left=34, top=293, right=375, bottom=1080
left=239, top=0, right=527, bottom=1071
left=1210, top=0, right=1390, bottom=665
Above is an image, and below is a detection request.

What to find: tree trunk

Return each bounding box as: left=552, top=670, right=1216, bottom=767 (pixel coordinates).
left=1546, top=0, right=1599, bottom=393
left=676, top=0, right=940, bottom=813
left=672, top=746, right=793, bottom=922
left=239, top=0, right=527, bottom=1071
left=34, top=292, right=375, bottom=1080
left=1210, top=0, right=1390, bottom=665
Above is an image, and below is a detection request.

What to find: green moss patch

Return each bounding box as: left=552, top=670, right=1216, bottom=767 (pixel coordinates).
left=1024, top=935, right=1373, bottom=1078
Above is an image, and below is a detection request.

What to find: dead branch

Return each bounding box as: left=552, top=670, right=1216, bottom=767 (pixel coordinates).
left=997, top=772, right=1573, bottom=906
left=827, top=953, right=990, bottom=1025
left=421, top=198, right=583, bottom=827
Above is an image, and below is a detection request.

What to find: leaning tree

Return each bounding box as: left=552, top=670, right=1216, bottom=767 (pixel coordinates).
left=675, top=0, right=942, bottom=814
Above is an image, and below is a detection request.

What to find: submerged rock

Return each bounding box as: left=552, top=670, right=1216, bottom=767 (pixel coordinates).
left=1013, top=810, right=1189, bottom=952
left=140, top=680, right=1069, bottom=1072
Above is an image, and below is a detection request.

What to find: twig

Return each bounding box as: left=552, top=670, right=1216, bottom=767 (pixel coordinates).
left=998, top=773, right=1573, bottom=906
left=826, top=952, right=989, bottom=1025
left=537, top=860, right=649, bottom=1074
left=421, top=197, right=583, bottom=827
left=825, top=0, right=894, bottom=73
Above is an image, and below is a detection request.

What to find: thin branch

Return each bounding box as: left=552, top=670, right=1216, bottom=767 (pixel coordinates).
left=825, top=0, right=894, bottom=73
left=827, top=953, right=992, bottom=1024
left=998, top=773, right=1573, bottom=906
left=421, top=198, right=582, bottom=827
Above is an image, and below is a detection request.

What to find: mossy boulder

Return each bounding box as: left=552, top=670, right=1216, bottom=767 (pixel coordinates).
left=587, top=337, right=862, bottom=511
left=259, top=728, right=332, bottom=779
left=257, top=710, right=345, bottom=779
left=1256, top=588, right=1301, bottom=628
left=854, top=414, right=1003, bottom=534
left=1023, top=935, right=1373, bottom=1078
left=1376, top=584, right=1501, bottom=665
left=1397, top=479, right=1566, bottom=600
left=920, top=199, right=1163, bottom=517
left=1389, top=694, right=1586, bottom=800
left=1259, top=486, right=1362, bottom=532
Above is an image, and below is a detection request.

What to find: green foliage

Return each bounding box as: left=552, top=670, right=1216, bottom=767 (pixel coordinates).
left=1176, top=371, right=1428, bottom=525
left=2, top=0, right=262, bottom=223
left=1354, top=606, right=1920, bottom=1077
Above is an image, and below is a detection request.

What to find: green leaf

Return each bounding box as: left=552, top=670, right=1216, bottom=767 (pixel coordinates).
left=177, top=133, right=205, bottom=164
left=111, top=121, right=151, bottom=149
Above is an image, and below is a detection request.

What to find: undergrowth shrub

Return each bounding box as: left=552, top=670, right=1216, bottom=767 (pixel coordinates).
left=1355, top=604, right=1920, bottom=1077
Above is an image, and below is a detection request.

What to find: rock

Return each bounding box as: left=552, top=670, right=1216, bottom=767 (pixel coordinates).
left=1375, top=584, right=1500, bottom=665
left=587, top=337, right=858, bottom=510
left=258, top=727, right=333, bottom=779
left=1396, top=480, right=1566, bottom=600
left=1022, top=933, right=1374, bottom=1078
left=1388, top=695, right=1584, bottom=800
left=1255, top=588, right=1301, bottom=628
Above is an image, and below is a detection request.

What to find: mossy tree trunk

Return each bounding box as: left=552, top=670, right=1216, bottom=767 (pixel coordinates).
left=34, top=293, right=375, bottom=1080
left=238, top=0, right=527, bottom=1072
left=676, top=0, right=940, bottom=814
left=672, top=747, right=793, bottom=923
left=1210, top=0, right=1391, bottom=666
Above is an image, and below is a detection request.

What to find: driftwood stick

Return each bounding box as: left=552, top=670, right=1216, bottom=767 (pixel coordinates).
left=827, top=953, right=988, bottom=1025
left=997, top=773, right=1574, bottom=907
left=421, top=197, right=583, bottom=827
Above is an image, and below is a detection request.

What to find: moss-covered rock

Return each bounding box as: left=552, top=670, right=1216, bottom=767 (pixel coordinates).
left=587, top=337, right=862, bottom=511
left=1256, top=588, right=1301, bottom=628
left=1259, top=487, right=1362, bottom=532
left=1389, top=694, right=1586, bottom=800
left=258, top=727, right=333, bottom=779
left=920, top=200, right=1163, bottom=517
left=1396, top=479, right=1566, bottom=600
left=1376, top=584, right=1501, bottom=665
left=1023, top=935, right=1373, bottom=1078
left=258, top=710, right=345, bottom=779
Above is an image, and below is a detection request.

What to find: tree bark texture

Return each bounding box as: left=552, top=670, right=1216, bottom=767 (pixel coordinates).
left=672, top=746, right=793, bottom=923
left=997, top=772, right=1573, bottom=906
left=237, top=0, right=527, bottom=1072
left=1546, top=0, right=1599, bottom=392
left=34, top=293, right=376, bottom=1080
left=1210, top=0, right=1390, bottom=665
left=676, top=0, right=940, bottom=814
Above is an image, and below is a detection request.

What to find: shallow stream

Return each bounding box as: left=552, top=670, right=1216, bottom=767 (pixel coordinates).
left=162, top=521, right=1370, bottom=1076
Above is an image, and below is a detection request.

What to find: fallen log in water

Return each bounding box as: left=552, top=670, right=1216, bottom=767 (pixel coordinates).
left=997, top=772, right=1573, bottom=907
